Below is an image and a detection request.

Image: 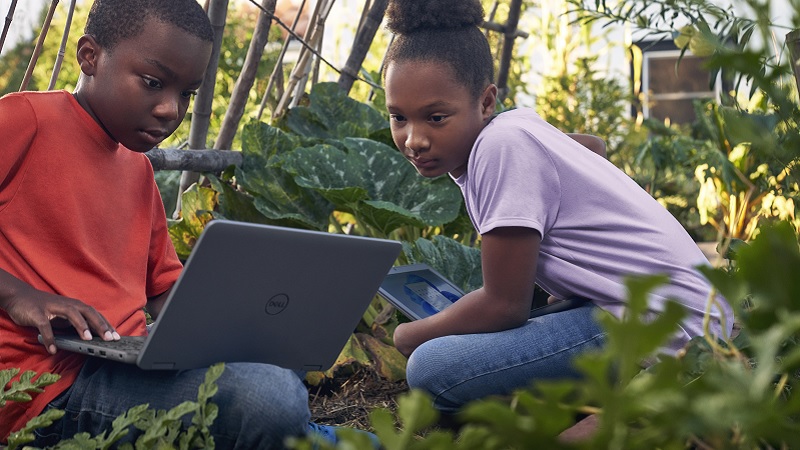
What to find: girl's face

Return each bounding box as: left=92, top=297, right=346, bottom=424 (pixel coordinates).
left=385, top=60, right=496, bottom=178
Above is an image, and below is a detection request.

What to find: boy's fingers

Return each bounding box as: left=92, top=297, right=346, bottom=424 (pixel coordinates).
left=37, top=322, right=57, bottom=354
left=78, top=306, right=118, bottom=341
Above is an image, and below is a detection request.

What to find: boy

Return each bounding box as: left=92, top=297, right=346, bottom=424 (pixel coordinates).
left=0, top=0, right=352, bottom=447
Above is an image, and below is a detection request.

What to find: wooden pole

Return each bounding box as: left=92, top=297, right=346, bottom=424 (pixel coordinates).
left=273, top=0, right=334, bottom=118
left=214, top=0, right=277, bottom=151
left=255, top=0, right=308, bottom=121
left=176, top=0, right=229, bottom=217
left=0, top=0, right=18, bottom=55
left=20, top=0, right=59, bottom=91
left=787, top=30, right=800, bottom=102
left=495, top=0, right=523, bottom=102
left=146, top=148, right=242, bottom=172
left=48, top=0, right=76, bottom=90
left=337, top=0, right=388, bottom=94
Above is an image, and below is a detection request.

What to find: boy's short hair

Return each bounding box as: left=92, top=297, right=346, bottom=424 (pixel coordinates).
left=85, top=0, right=214, bottom=50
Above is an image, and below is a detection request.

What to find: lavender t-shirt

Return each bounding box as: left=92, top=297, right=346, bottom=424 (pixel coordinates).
left=452, top=108, right=733, bottom=355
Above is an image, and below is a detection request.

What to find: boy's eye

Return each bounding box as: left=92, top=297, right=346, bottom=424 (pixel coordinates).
left=389, top=114, right=406, bottom=122
left=142, top=76, right=162, bottom=89
left=181, top=90, right=198, bottom=99
left=430, top=115, right=447, bottom=123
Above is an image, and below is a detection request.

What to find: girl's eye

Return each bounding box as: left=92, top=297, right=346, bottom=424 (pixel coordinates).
left=181, top=90, right=198, bottom=99
left=143, top=76, right=162, bottom=89
left=389, top=114, right=406, bottom=122
left=430, top=115, right=447, bottom=123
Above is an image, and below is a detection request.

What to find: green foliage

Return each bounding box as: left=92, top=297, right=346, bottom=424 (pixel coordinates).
left=168, top=82, right=471, bottom=384
left=4, top=363, right=225, bottom=450
left=402, top=236, right=484, bottom=293
left=291, top=222, right=800, bottom=449
left=573, top=0, right=800, bottom=242
left=536, top=56, right=637, bottom=158
left=0, top=368, right=60, bottom=408
left=172, top=81, right=464, bottom=244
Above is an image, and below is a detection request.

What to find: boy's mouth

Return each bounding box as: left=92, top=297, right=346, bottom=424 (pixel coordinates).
left=140, top=129, right=168, bottom=146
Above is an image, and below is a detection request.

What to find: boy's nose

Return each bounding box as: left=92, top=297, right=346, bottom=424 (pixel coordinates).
left=153, top=95, right=180, bottom=121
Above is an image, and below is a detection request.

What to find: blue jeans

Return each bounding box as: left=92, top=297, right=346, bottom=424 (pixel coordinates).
left=32, top=358, right=310, bottom=449
left=406, top=303, right=606, bottom=413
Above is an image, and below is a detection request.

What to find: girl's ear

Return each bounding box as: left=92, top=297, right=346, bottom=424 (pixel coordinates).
left=480, top=84, right=498, bottom=119
left=76, top=35, right=101, bottom=76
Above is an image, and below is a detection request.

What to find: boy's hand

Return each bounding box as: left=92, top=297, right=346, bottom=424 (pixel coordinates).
left=2, top=287, right=119, bottom=355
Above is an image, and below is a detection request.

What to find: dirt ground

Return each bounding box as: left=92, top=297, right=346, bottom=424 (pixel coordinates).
left=306, top=369, right=408, bottom=431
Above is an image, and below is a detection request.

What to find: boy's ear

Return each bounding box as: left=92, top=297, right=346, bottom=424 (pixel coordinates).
left=76, top=35, right=101, bottom=76
left=480, top=84, right=498, bottom=119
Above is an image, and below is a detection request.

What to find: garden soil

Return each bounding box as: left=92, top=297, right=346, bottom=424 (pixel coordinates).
left=306, top=368, right=407, bottom=430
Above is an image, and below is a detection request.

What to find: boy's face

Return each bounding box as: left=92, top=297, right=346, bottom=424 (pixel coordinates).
left=385, top=60, right=496, bottom=179
left=74, top=18, right=213, bottom=152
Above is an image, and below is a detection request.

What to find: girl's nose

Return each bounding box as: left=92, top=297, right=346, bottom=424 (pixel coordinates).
left=404, top=125, right=428, bottom=155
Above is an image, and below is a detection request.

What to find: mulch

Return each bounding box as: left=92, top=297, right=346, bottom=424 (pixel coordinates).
left=306, top=369, right=408, bottom=431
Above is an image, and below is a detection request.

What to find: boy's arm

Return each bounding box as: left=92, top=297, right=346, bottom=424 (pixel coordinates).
left=0, top=268, right=119, bottom=354
left=393, top=226, right=540, bottom=357
left=145, top=288, right=173, bottom=320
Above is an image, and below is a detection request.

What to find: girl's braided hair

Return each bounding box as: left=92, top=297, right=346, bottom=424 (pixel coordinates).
left=384, top=0, right=494, bottom=99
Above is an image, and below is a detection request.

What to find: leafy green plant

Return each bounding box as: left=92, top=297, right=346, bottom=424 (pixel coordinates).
left=0, top=368, right=60, bottom=409
left=3, top=363, right=224, bottom=450
left=290, top=221, right=800, bottom=449
left=168, top=82, right=474, bottom=384
left=572, top=0, right=800, bottom=242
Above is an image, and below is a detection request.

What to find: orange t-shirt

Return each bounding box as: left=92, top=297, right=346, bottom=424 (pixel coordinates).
left=0, top=91, right=183, bottom=440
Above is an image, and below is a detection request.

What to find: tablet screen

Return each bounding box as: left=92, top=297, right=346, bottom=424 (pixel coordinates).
left=378, top=264, right=465, bottom=320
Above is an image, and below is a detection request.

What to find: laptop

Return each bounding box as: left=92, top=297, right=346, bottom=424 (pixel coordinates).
left=48, top=220, right=402, bottom=371
left=377, top=263, right=588, bottom=320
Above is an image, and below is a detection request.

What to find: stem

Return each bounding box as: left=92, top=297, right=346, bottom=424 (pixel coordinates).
left=0, top=0, right=18, bottom=55
left=48, top=0, right=76, bottom=90
left=20, top=0, right=59, bottom=91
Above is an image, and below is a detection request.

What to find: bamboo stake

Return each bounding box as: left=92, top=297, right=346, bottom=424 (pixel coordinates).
left=214, top=0, right=277, bottom=151
left=288, top=24, right=323, bottom=110
left=496, top=0, right=523, bottom=101
left=20, top=0, right=59, bottom=91
left=0, top=0, right=18, bottom=55
left=48, top=0, right=76, bottom=90
left=273, top=0, right=335, bottom=119
left=146, top=148, right=242, bottom=172
left=788, top=30, right=800, bottom=102
left=175, top=0, right=229, bottom=218
left=337, top=0, right=388, bottom=94
left=255, top=0, right=308, bottom=120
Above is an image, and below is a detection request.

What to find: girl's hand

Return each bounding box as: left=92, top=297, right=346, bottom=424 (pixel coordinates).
left=392, top=226, right=541, bottom=356
left=393, top=322, right=415, bottom=357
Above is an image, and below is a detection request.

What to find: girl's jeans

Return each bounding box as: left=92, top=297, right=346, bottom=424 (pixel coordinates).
left=32, top=358, right=311, bottom=449
left=406, top=303, right=607, bottom=413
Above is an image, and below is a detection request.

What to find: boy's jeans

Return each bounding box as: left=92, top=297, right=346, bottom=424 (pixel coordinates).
left=33, top=358, right=311, bottom=449
left=406, top=303, right=607, bottom=413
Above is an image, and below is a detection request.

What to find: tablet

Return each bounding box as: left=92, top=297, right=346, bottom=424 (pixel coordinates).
left=378, top=264, right=464, bottom=320
left=378, top=263, right=590, bottom=320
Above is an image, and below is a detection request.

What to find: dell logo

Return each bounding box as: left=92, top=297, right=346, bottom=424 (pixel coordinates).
left=265, top=293, right=289, bottom=315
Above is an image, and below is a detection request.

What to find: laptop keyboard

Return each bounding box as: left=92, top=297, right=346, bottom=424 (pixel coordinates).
left=88, top=336, right=146, bottom=351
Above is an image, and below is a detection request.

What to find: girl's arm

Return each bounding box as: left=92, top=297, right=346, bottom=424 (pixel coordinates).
left=393, top=226, right=540, bottom=357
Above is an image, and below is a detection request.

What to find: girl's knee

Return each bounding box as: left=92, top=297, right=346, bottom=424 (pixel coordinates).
left=405, top=339, right=454, bottom=392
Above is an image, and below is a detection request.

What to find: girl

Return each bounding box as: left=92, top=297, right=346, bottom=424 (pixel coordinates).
left=383, top=0, right=734, bottom=414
